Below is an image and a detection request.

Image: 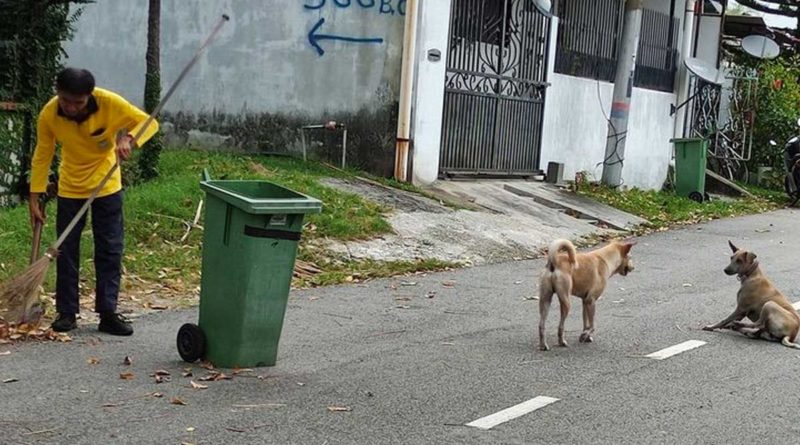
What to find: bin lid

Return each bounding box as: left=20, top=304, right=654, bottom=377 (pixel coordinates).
left=200, top=180, right=323, bottom=215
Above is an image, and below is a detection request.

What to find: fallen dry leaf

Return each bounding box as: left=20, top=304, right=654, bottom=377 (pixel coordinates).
left=171, top=397, right=187, bottom=406
left=327, top=406, right=352, bottom=412
left=151, top=392, right=164, bottom=398
left=198, top=371, right=231, bottom=382
left=186, top=427, right=195, bottom=432
left=154, top=375, right=169, bottom=384
left=3, top=378, right=18, bottom=383
left=123, top=356, right=133, bottom=366
left=0, top=351, right=10, bottom=356
left=442, top=281, right=456, bottom=288
left=87, top=357, right=100, bottom=365
left=152, top=370, right=171, bottom=377
left=182, top=369, right=193, bottom=378
left=199, top=361, right=215, bottom=370
left=190, top=381, right=208, bottom=390
left=119, top=372, right=135, bottom=381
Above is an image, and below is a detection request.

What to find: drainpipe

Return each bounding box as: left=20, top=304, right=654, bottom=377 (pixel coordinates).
left=673, top=0, right=696, bottom=139
left=394, top=0, right=419, bottom=182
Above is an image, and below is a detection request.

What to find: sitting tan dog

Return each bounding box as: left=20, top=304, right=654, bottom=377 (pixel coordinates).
left=703, top=241, right=800, bottom=349
left=538, top=238, right=635, bottom=351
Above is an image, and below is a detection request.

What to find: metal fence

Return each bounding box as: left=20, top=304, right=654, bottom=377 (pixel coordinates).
left=554, top=0, right=623, bottom=82
left=555, top=1, right=679, bottom=92
left=634, top=8, right=679, bottom=92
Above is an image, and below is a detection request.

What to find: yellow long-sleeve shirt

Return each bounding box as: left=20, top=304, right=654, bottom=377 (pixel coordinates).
left=31, top=87, right=159, bottom=199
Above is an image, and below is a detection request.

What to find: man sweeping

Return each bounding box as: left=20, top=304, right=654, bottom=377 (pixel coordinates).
left=29, top=67, right=159, bottom=335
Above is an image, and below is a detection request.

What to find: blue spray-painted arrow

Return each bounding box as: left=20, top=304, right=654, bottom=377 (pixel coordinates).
left=307, top=18, right=384, bottom=56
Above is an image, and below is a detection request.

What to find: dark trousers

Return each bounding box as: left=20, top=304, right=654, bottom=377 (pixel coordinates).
left=56, top=192, right=124, bottom=315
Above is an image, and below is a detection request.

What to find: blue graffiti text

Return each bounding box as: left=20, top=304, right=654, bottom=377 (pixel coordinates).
left=303, top=0, right=406, bottom=15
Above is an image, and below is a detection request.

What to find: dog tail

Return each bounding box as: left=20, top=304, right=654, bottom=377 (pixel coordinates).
left=546, top=239, right=578, bottom=272
left=781, top=336, right=800, bottom=350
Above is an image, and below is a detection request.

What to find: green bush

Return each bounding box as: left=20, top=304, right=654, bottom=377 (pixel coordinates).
left=747, top=57, right=800, bottom=188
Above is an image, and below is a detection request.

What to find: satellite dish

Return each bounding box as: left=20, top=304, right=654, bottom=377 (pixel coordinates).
left=531, top=0, right=553, bottom=18
left=684, top=57, right=725, bottom=86
left=742, top=35, right=780, bottom=60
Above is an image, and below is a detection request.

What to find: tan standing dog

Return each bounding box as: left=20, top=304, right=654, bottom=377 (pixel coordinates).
left=702, top=241, right=800, bottom=349
left=538, top=238, right=635, bottom=351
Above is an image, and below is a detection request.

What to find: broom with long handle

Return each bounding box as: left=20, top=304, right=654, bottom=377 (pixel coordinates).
left=0, top=14, right=230, bottom=324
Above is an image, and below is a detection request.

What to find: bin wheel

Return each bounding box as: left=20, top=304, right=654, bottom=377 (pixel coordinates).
left=688, top=191, right=704, bottom=203
left=177, top=323, right=206, bottom=363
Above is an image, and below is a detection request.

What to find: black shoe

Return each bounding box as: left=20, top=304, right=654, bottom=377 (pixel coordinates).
left=51, top=313, right=77, bottom=332
left=98, top=313, right=133, bottom=336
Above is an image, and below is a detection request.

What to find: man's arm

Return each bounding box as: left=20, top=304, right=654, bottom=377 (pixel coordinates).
left=29, top=112, right=56, bottom=227
left=118, top=98, right=159, bottom=147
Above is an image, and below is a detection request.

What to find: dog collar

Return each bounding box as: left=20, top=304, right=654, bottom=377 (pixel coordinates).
left=738, top=260, right=759, bottom=280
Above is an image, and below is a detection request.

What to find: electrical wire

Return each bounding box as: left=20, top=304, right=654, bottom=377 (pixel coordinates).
left=595, top=77, right=627, bottom=187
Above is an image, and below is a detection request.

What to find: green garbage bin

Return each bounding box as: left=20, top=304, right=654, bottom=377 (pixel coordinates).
left=671, top=138, right=708, bottom=202
left=177, top=179, right=322, bottom=368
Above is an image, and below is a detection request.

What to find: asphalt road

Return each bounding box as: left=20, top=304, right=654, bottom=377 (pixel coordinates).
left=1, top=209, right=799, bottom=445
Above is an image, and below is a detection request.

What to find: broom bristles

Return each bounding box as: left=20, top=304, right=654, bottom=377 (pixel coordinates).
left=0, top=255, right=53, bottom=324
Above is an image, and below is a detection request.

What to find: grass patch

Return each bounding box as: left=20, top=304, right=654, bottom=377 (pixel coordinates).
left=0, top=149, right=414, bottom=295
left=295, top=257, right=459, bottom=288
left=578, top=183, right=784, bottom=231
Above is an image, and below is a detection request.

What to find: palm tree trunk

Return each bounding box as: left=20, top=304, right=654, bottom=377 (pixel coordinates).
left=140, top=0, right=163, bottom=180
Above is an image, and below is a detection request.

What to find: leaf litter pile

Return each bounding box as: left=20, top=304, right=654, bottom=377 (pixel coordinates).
left=100, top=360, right=273, bottom=410
left=0, top=318, right=72, bottom=344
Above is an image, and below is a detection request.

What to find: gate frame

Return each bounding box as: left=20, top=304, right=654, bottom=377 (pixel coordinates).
left=438, top=0, right=552, bottom=179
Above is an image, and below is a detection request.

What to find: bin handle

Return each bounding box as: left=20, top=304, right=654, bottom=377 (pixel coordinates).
left=244, top=225, right=301, bottom=242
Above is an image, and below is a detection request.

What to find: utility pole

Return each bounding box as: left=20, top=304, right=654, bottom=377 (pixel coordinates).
left=601, top=0, right=643, bottom=188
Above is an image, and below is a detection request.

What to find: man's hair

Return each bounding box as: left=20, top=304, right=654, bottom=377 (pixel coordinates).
left=55, top=68, right=95, bottom=95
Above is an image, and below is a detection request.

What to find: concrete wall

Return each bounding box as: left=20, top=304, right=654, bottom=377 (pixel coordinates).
left=536, top=2, right=689, bottom=190
left=539, top=73, right=674, bottom=189
left=410, top=0, right=450, bottom=186
left=64, top=0, right=408, bottom=174
left=537, top=9, right=681, bottom=190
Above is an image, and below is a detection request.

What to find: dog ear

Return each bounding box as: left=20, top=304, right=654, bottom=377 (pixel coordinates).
left=728, top=240, right=739, bottom=253
left=621, top=241, right=635, bottom=255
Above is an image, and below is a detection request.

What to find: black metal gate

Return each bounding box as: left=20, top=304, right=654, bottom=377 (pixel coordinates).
left=439, top=0, right=551, bottom=176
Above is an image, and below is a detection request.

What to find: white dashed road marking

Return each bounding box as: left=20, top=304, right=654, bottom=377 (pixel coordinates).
left=466, top=396, right=560, bottom=430
left=646, top=340, right=706, bottom=360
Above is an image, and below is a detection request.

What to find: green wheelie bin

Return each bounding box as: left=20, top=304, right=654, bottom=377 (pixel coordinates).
left=177, top=178, right=322, bottom=368
left=671, top=137, right=709, bottom=202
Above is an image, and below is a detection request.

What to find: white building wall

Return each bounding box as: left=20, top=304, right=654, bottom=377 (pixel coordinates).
left=410, top=1, right=692, bottom=190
